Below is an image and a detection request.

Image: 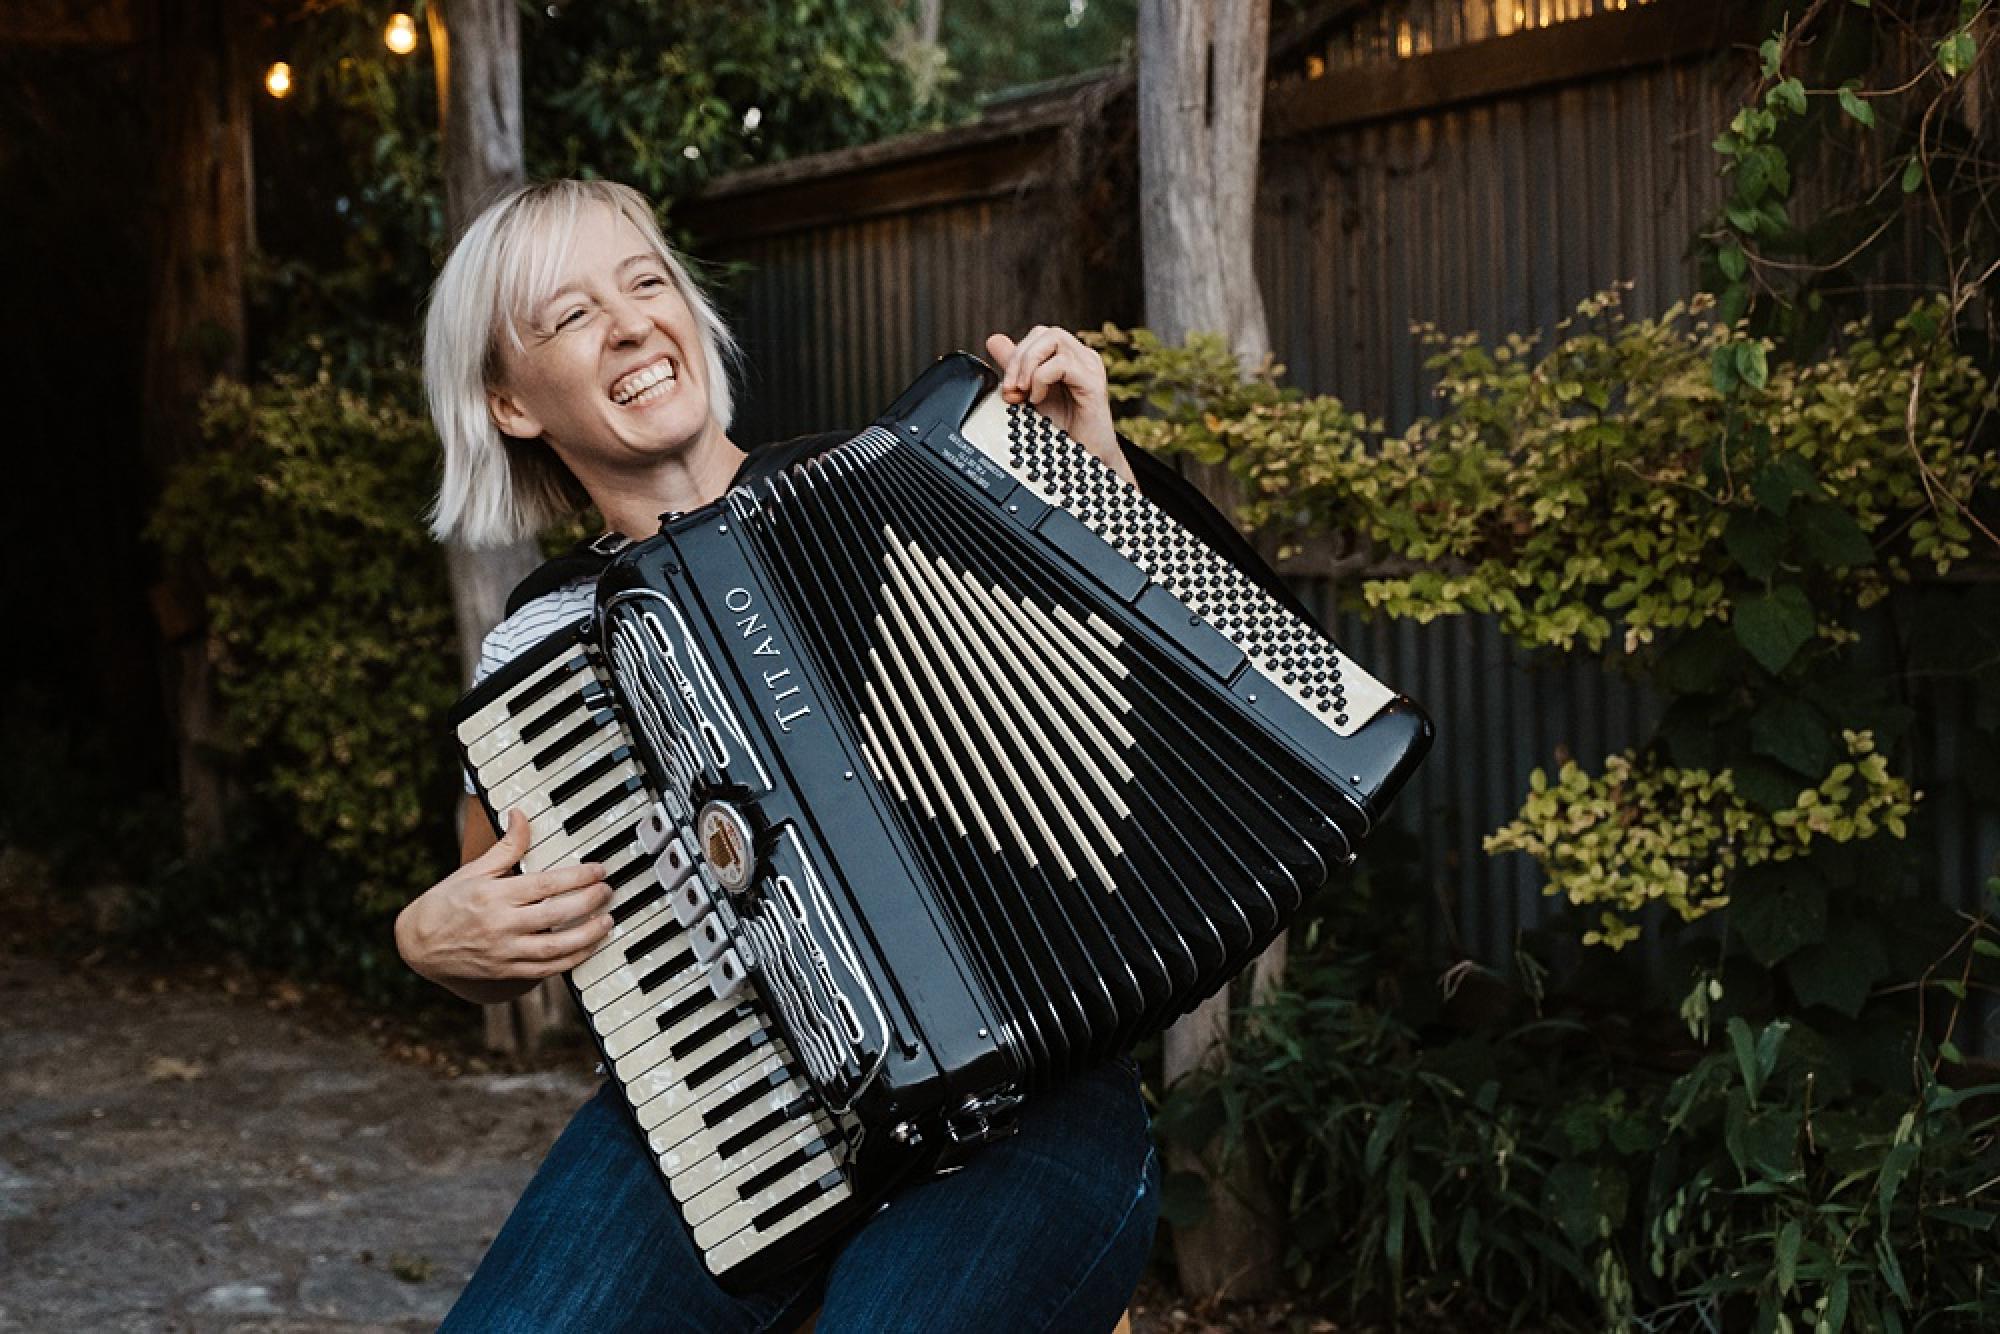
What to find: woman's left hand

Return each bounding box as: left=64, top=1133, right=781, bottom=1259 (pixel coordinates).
left=985, top=327, right=1135, bottom=488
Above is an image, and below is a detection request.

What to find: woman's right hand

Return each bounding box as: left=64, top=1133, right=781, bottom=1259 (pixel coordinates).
left=395, top=807, right=615, bottom=1004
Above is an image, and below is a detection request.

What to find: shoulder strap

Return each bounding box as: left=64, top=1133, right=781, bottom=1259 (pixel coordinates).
left=503, top=532, right=628, bottom=618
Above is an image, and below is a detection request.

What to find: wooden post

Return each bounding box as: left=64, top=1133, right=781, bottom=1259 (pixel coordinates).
left=428, top=0, right=568, bottom=1055
left=141, top=0, right=253, bottom=852
left=1138, top=0, right=1285, bottom=1303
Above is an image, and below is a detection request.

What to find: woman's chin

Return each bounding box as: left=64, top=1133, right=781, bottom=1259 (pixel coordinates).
left=609, top=396, right=710, bottom=448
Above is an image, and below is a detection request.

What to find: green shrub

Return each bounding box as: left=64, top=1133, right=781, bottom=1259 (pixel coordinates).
left=1185, top=906, right=2000, bottom=1331
left=150, top=371, right=458, bottom=915
left=1096, top=292, right=1999, bottom=955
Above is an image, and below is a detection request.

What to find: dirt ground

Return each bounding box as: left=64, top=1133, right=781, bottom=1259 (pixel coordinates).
left=0, top=949, right=598, bottom=1332
left=0, top=946, right=1327, bottom=1334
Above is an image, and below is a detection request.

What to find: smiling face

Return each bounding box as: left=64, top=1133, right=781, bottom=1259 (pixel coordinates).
left=486, top=203, right=725, bottom=488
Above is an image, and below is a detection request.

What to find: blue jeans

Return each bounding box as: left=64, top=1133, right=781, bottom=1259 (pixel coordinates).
left=442, top=1059, right=1161, bottom=1333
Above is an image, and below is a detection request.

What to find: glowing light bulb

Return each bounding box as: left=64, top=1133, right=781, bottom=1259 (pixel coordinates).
left=265, top=61, right=293, bottom=99
left=384, top=13, right=418, bottom=55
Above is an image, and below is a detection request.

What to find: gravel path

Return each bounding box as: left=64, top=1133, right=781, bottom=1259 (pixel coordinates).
left=0, top=952, right=595, bottom=1333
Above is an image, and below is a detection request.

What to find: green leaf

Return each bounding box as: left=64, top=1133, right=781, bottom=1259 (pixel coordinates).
left=1734, top=756, right=1808, bottom=811
left=1794, top=503, right=1875, bottom=569
left=1826, top=1271, right=1850, bottom=1333
left=1726, top=509, right=1785, bottom=579
left=1837, top=86, right=1876, bottom=127
left=1902, top=156, right=1924, bottom=193
left=1767, top=77, right=1808, bottom=116
left=1729, top=1016, right=1765, bottom=1104
left=1940, top=1039, right=1965, bottom=1064
left=1456, top=1206, right=1481, bottom=1274
left=1751, top=696, right=1836, bottom=776
left=1736, top=340, right=1771, bottom=390
left=1735, top=585, right=1816, bottom=673
left=1754, top=455, right=1817, bottom=516
left=1939, top=31, right=1976, bottom=78
left=1719, top=243, right=1749, bottom=283
left=1386, top=1150, right=1408, bottom=1266
left=1927, top=1206, right=1997, bottom=1231
left=1363, top=1099, right=1405, bottom=1174
left=1742, top=1104, right=1801, bottom=1179
left=1738, top=146, right=1775, bottom=202
left=1876, top=1230, right=1912, bottom=1305
left=1734, top=870, right=1829, bottom=965
left=1776, top=1219, right=1802, bottom=1293
left=1541, top=1160, right=1603, bottom=1250
left=1760, top=37, right=1783, bottom=78
left=1788, top=916, right=1892, bottom=1017
left=1658, top=627, right=1742, bottom=695
left=1756, top=1021, right=1788, bottom=1085
left=1712, top=344, right=1742, bottom=393
left=1719, top=282, right=1751, bottom=328
left=1926, top=1081, right=2000, bottom=1113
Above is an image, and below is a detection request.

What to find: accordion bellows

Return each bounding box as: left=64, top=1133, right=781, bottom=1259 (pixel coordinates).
left=452, top=353, right=1431, bottom=1288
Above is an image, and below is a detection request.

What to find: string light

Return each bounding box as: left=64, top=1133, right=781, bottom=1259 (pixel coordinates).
left=264, top=61, right=293, bottom=99
left=384, top=12, right=418, bottom=55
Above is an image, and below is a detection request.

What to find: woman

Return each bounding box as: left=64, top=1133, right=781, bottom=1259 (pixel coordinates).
left=395, top=178, right=1160, bottom=1332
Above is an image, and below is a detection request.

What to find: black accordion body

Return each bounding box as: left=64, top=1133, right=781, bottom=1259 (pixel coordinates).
left=451, top=354, right=1431, bottom=1289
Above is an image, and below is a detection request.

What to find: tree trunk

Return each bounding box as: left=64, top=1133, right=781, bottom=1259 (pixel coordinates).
left=429, top=0, right=569, bottom=1055
left=141, top=0, right=253, bottom=853
left=1138, top=0, right=1284, bottom=1304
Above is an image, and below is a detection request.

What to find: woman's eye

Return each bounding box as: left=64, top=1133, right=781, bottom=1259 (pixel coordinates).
left=636, top=276, right=666, bottom=292
left=555, top=308, right=587, bottom=329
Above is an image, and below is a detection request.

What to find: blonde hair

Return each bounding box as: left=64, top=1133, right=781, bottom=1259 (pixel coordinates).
left=424, top=179, right=737, bottom=547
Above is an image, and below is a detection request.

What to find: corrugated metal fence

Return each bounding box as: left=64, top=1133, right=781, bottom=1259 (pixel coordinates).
left=682, top=0, right=2000, bottom=1029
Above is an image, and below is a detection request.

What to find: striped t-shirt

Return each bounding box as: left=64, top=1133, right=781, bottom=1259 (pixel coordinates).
left=461, top=579, right=598, bottom=795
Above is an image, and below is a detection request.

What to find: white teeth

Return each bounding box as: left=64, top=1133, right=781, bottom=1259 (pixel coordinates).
left=611, top=360, right=678, bottom=404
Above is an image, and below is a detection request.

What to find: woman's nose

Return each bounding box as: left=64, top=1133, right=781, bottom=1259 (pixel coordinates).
left=606, top=298, right=651, bottom=343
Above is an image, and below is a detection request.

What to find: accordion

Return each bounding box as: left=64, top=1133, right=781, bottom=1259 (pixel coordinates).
left=451, top=353, right=1431, bottom=1289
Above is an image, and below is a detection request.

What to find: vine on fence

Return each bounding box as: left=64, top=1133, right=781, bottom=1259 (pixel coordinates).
left=1098, top=293, right=1996, bottom=952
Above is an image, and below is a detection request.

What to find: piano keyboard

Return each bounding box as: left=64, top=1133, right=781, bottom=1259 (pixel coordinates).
left=454, top=622, right=857, bottom=1284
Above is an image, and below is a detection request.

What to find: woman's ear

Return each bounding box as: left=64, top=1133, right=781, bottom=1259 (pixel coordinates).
left=486, top=383, right=542, bottom=440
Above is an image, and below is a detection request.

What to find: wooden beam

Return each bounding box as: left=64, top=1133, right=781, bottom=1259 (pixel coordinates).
left=140, top=0, right=252, bottom=851
left=1264, top=0, right=1758, bottom=140
left=0, top=0, right=137, bottom=45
